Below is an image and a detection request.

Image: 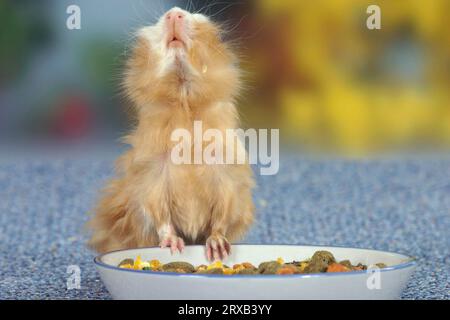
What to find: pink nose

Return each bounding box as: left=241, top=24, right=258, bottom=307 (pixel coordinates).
left=166, top=11, right=184, bottom=24
left=165, top=10, right=186, bottom=44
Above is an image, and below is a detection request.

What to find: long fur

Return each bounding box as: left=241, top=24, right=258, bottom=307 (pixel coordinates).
left=87, top=8, right=254, bottom=253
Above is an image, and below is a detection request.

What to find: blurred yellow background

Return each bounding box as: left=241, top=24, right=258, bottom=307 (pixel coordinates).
left=239, top=0, right=450, bottom=154
left=0, top=0, right=449, bottom=155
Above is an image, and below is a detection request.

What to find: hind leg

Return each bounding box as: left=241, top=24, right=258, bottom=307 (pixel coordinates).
left=87, top=178, right=159, bottom=253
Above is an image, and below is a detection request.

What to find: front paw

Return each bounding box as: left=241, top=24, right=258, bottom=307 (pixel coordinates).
left=206, top=234, right=231, bottom=261
left=159, top=235, right=185, bottom=254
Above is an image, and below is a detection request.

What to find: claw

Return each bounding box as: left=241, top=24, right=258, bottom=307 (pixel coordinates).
left=159, top=235, right=185, bottom=254
left=158, top=224, right=184, bottom=254
left=206, top=234, right=231, bottom=261
left=177, top=237, right=185, bottom=252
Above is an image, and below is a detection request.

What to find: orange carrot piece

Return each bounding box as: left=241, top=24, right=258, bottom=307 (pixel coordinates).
left=276, top=267, right=295, bottom=275
left=327, top=263, right=351, bottom=273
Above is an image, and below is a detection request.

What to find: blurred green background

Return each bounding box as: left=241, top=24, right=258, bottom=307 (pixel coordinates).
left=1, top=0, right=449, bottom=155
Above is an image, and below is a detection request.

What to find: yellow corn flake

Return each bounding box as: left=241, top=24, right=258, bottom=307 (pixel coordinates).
left=149, top=259, right=161, bottom=270
left=277, top=257, right=284, bottom=265
left=223, top=268, right=234, bottom=275
left=299, top=262, right=309, bottom=272
left=207, top=261, right=223, bottom=270
left=133, top=255, right=143, bottom=270
left=119, top=264, right=133, bottom=269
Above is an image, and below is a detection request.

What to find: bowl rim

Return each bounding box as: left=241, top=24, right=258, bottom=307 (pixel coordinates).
left=94, top=243, right=417, bottom=279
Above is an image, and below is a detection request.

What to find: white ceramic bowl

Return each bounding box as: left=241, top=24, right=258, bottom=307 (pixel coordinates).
left=95, top=244, right=416, bottom=300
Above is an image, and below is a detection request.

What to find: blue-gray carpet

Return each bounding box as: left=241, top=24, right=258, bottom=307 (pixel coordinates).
left=0, top=152, right=449, bottom=299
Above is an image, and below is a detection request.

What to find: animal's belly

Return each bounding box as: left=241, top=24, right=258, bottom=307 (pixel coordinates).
left=166, top=164, right=216, bottom=242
